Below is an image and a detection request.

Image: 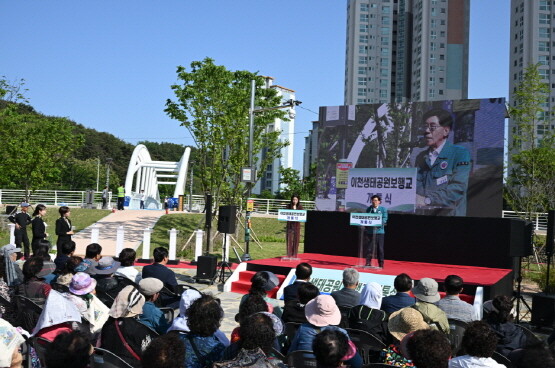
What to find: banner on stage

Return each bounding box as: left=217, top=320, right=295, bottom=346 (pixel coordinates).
left=350, top=212, right=382, bottom=227
left=278, top=209, right=307, bottom=222
left=346, top=168, right=417, bottom=212
left=281, top=267, right=397, bottom=299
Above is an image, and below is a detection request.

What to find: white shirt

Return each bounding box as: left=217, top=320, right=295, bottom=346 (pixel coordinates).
left=449, top=355, right=506, bottom=368
left=429, top=140, right=447, bottom=166
left=114, top=266, right=142, bottom=283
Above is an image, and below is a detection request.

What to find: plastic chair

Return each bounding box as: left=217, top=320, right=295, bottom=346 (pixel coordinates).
left=90, top=347, right=133, bottom=368
left=15, top=295, right=43, bottom=332
left=95, top=288, right=115, bottom=308
left=160, top=307, right=175, bottom=324
left=286, top=350, right=318, bottom=368
left=515, top=323, right=542, bottom=345
left=285, top=322, right=302, bottom=343
left=345, top=328, right=386, bottom=364
left=337, top=305, right=352, bottom=328
left=491, top=351, right=514, bottom=368
left=447, top=318, right=468, bottom=356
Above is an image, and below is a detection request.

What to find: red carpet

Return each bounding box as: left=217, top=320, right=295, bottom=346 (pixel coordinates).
left=246, top=253, right=511, bottom=287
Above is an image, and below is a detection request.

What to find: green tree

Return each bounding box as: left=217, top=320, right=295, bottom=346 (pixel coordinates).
left=165, top=58, right=289, bottom=208
left=0, top=78, right=83, bottom=198
left=506, top=63, right=555, bottom=216
left=277, top=165, right=316, bottom=201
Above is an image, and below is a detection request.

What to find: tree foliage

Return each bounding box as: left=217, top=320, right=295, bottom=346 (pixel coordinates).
left=277, top=165, right=316, bottom=201
left=505, top=63, right=555, bottom=216
left=165, top=58, right=289, bottom=208
left=0, top=78, right=83, bottom=198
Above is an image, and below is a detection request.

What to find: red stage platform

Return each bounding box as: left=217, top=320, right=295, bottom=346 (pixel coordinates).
left=230, top=253, right=513, bottom=301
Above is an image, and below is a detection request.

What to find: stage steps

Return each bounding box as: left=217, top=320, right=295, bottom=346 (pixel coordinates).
left=230, top=270, right=287, bottom=299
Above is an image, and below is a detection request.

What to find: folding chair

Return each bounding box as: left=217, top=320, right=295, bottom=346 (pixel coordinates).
left=90, top=347, right=133, bottom=368
left=31, top=337, right=50, bottom=367
left=345, top=328, right=386, bottom=364
left=15, top=295, right=43, bottom=332
left=491, top=351, right=514, bottom=368
left=286, top=350, right=318, bottom=368
left=447, top=318, right=468, bottom=356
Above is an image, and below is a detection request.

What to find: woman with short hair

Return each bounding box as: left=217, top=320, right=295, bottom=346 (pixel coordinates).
left=55, top=206, right=74, bottom=249
left=31, top=204, right=48, bottom=255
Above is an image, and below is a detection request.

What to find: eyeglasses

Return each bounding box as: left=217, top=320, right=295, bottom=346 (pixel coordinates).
left=423, top=124, right=442, bottom=132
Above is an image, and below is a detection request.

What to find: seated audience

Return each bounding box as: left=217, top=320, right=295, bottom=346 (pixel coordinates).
left=172, top=293, right=226, bottom=368
left=436, top=275, right=476, bottom=323
left=80, top=243, right=102, bottom=275
left=55, top=256, right=83, bottom=286
left=282, top=282, right=320, bottom=324
left=412, top=278, right=450, bottom=333
left=100, top=285, right=153, bottom=366
left=1, top=244, right=23, bottom=287
left=449, top=320, right=505, bottom=368
left=215, top=312, right=286, bottom=367
left=33, top=290, right=82, bottom=342
left=66, top=272, right=109, bottom=334
left=54, top=241, right=75, bottom=274
left=115, top=248, right=142, bottom=283
left=142, top=247, right=179, bottom=298
left=348, top=281, right=389, bottom=344
left=32, top=243, right=57, bottom=284
left=313, top=329, right=355, bottom=368
left=44, top=331, right=93, bottom=368
left=381, top=273, right=416, bottom=314
left=239, top=271, right=283, bottom=318
left=0, top=246, right=19, bottom=324
left=141, top=333, right=186, bottom=368
left=406, top=329, right=452, bottom=368
left=283, top=262, right=312, bottom=303
left=0, top=318, right=25, bottom=368
left=167, top=289, right=229, bottom=345
left=381, top=307, right=430, bottom=366
left=289, top=294, right=362, bottom=368
left=92, top=256, right=121, bottom=305
left=17, top=257, right=53, bottom=306
left=138, top=278, right=169, bottom=334
left=231, top=293, right=268, bottom=344
left=485, top=295, right=527, bottom=357
left=331, top=268, right=361, bottom=308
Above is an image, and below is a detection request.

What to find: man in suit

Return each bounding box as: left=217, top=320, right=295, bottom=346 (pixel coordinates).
left=365, top=195, right=388, bottom=268
left=283, top=262, right=312, bottom=303
left=415, top=108, right=471, bottom=216
left=380, top=273, right=416, bottom=314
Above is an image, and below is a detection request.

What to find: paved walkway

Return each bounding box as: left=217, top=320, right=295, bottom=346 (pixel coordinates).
left=73, top=210, right=165, bottom=257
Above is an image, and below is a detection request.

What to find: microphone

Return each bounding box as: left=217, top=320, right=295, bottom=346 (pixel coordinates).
left=400, top=136, right=427, bottom=149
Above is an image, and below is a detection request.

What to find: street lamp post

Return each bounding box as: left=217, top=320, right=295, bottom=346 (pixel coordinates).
left=241, top=79, right=301, bottom=262
left=105, top=158, right=113, bottom=206
left=189, top=161, right=195, bottom=212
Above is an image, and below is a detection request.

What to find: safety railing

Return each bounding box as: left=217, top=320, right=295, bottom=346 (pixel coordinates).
left=502, top=210, right=549, bottom=231
left=0, top=189, right=112, bottom=207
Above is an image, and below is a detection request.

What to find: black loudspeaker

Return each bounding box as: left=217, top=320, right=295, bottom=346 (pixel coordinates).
left=218, top=205, right=237, bottom=234
left=196, top=255, right=217, bottom=279
left=531, top=293, right=555, bottom=328
left=5, top=205, right=16, bottom=215
left=205, top=194, right=213, bottom=229
left=509, top=219, right=534, bottom=257
left=546, top=210, right=555, bottom=256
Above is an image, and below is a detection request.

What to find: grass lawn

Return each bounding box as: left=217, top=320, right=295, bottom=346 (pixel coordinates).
left=136, top=213, right=304, bottom=263
left=0, top=207, right=111, bottom=245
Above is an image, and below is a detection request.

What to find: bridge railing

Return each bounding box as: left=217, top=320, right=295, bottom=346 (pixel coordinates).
left=501, top=210, right=548, bottom=231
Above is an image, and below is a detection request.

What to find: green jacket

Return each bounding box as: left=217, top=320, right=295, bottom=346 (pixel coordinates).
left=415, top=141, right=471, bottom=216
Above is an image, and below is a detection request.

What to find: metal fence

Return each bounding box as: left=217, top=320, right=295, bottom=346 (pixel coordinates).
left=0, top=189, right=113, bottom=207
left=502, top=210, right=549, bottom=231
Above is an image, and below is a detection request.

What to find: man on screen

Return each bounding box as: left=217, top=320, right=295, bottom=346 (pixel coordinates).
left=415, top=109, right=471, bottom=216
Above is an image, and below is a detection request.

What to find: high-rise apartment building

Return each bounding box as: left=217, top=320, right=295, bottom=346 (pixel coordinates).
left=252, top=77, right=296, bottom=195
left=509, top=0, right=555, bottom=144
left=344, top=0, right=470, bottom=105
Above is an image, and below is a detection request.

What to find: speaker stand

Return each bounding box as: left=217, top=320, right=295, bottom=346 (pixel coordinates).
left=513, top=256, right=532, bottom=323
left=216, top=233, right=232, bottom=284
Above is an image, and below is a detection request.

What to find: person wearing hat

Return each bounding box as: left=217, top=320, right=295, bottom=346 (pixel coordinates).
left=0, top=245, right=22, bottom=324
left=8, top=202, right=32, bottom=259
left=138, top=277, right=169, bottom=334
left=412, top=278, right=449, bottom=334
left=288, top=294, right=363, bottom=368
left=0, top=318, right=25, bottom=368
left=93, top=256, right=121, bottom=306
left=17, top=257, right=54, bottom=306
left=100, top=285, right=155, bottom=366
left=348, top=281, right=390, bottom=345
left=65, top=272, right=109, bottom=334
left=239, top=271, right=283, bottom=318
left=382, top=307, right=430, bottom=366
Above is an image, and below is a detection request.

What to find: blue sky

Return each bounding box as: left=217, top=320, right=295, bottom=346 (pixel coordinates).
left=0, top=1, right=509, bottom=173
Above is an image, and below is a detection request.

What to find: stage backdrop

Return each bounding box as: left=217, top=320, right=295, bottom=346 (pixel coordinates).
left=316, top=99, right=506, bottom=217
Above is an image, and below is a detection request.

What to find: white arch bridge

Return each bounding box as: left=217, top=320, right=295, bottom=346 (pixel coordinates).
left=124, top=144, right=191, bottom=209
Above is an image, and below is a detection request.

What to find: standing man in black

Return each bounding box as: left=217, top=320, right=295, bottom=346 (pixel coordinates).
left=8, top=202, right=32, bottom=259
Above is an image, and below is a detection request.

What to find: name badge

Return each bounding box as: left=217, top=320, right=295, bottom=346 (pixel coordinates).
left=436, top=175, right=448, bottom=185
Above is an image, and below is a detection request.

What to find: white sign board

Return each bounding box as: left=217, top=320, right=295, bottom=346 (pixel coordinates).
left=350, top=213, right=382, bottom=227
left=277, top=209, right=307, bottom=223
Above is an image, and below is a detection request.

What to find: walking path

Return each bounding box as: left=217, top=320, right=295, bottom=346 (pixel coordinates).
left=72, top=209, right=165, bottom=257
